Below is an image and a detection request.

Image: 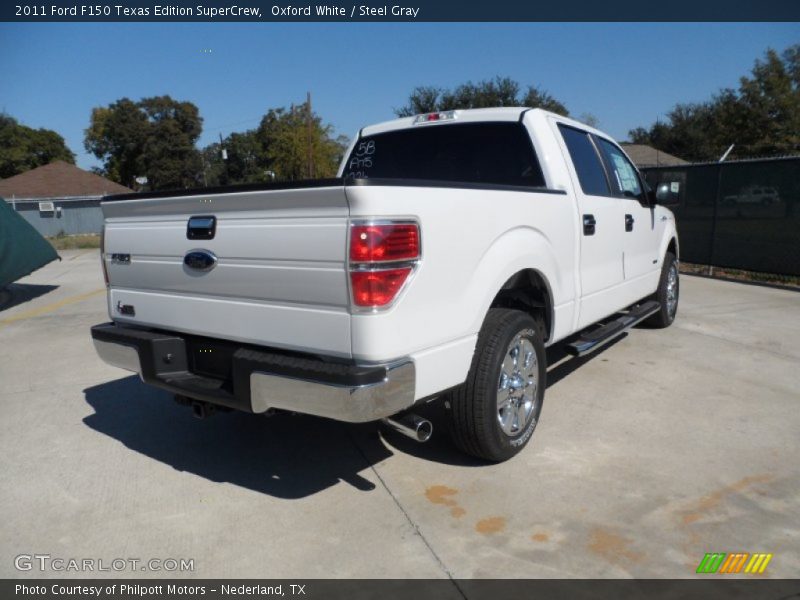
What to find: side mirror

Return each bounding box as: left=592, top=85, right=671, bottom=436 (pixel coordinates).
left=654, top=182, right=680, bottom=206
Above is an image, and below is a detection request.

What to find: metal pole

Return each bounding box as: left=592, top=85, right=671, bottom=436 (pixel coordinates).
left=655, top=116, right=660, bottom=167
left=718, top=144, right=735, bottom=163
left=306, top=91, right=314, bottom=179
left=219, top=133, right=229, bottom=182
left=708, top=162, right=724, bottom=277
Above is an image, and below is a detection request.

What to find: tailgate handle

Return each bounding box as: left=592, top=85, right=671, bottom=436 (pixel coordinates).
left=187, top=216, right=216, bottom=240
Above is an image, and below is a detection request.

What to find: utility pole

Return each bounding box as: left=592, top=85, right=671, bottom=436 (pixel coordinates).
left=219, top=132, right=229, bottom=183
left=219, top=133, right=227, bottom=160
left=655, top=115, right=660, bottom=167
left=306, top=91, right=314, bottom=179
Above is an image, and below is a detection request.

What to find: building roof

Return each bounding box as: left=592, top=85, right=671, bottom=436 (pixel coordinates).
left=620, top=144, right=688, bottom=168
left=0, top=161, right=131, bottom=200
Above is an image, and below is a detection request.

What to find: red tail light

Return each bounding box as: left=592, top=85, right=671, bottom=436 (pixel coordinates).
left=349, top=221, right=420, bottom=309
left=351, top=268, right=412, bottom=307
left=350, top=223, right=420, bottom=263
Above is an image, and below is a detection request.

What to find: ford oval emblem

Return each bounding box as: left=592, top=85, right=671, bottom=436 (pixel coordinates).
left=184, top=249, right=217, bottom=272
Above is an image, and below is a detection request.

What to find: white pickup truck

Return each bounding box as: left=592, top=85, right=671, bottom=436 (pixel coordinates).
left=91, top=108, right=679, bottom=462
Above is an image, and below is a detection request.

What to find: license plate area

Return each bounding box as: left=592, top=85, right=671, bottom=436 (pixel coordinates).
left=186, top=338, right=237, bottom=380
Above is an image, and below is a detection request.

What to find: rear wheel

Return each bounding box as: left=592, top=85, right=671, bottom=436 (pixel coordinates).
left=646, top=252, right=679, bottom=328
left=447, top=309, right=546, bottom=462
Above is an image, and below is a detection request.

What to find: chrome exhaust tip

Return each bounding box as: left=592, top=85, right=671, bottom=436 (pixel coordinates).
left=382, top=414, right=433, bottom=443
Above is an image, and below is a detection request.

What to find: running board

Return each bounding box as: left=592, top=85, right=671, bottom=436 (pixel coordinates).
left=566, top=300, right=661, bottom=357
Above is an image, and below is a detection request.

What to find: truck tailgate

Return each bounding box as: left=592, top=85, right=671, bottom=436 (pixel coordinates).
left=101, top=184, right=352, bottom=358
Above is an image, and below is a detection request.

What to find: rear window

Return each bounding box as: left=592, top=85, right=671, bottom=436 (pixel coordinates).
left=342, top=122, right=546, bottom=187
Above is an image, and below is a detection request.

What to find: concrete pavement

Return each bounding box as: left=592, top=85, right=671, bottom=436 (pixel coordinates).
left=1, top=250, right=798, bottom=578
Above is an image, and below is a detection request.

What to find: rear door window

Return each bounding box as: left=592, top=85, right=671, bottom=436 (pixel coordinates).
left=557, top=124, right=611, bottom=197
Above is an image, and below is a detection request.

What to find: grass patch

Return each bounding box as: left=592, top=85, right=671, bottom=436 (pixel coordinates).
left=47, top=233, right=101, bottom=250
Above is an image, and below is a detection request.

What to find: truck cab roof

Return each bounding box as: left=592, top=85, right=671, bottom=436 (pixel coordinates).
left=359, top=107, right=612, bottom=145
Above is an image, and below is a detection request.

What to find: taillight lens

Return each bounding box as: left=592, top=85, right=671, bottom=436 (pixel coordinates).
left=350, top=268, right=412, bottom=307
left=350, top=223, right=420, bottom=263
left=349, top=221, right=420, bottom=309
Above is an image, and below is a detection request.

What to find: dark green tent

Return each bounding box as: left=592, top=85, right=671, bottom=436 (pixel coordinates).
left=0, top=197, right=59, bottom=288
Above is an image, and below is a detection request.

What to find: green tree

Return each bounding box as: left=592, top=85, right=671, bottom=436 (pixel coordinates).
left=202, top=131, right=266, bottom=187
left=521, top=86, right=570, bottom=116
left=630, top=103, right=720, bottom=162
left=629, top=45, right=799, bottom=161
left=395, top=77, right=569, bottom=117
left=203, top=101, right=347, bottom=185
left=84, top=100, right=147, bottom=187
left=139, top=97, right=203, bottom=190
left=579, top=113, right=601, bottom=128
left=260, top=104, right=346, bottom=181
left=737, top=46, right=800, bottom=156
left=0, top=114, right=75, bottom=178
left=84, top=96, right=203, bottom=190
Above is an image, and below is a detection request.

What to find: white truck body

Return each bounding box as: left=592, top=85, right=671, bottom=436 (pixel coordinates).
left=92, top=108, right=678, bottom=457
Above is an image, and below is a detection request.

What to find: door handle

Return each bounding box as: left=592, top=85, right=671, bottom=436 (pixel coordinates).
left=583, top=214, right=596, bottom=236
left=625, top=214, right=634, bottom=232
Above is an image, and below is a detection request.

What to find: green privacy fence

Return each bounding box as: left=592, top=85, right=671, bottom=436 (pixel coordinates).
left=642, top=157, right=800, bottom=277
left=0, top=197, right=59, bottom=288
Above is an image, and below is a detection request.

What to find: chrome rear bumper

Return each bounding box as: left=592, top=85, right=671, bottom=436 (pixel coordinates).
left=91, top=323, right=416, bottom=423
left=249, top=361, right=415, bottom=422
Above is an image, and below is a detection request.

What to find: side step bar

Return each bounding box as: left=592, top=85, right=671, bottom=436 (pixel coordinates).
left=566, top=300, right=661, bottom=357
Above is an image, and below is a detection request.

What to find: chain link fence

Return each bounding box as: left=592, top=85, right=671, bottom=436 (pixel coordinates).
left=642, top=157, right=800, bottom=277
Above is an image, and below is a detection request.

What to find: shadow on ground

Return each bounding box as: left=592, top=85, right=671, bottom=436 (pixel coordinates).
left=376, top=337, right=625, bottom=466
left=83, top=339, right=624, bottom=493
left=83, top=375, right=393, bottom=499
left=545, top=334, right=626, bottom=389
left=0, top=283, right=58, bottom=312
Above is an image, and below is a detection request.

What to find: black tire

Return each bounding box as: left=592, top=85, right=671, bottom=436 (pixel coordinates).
left=645, top=252, right=679, bottom=328
left=447, top=309, right=546, bottom=462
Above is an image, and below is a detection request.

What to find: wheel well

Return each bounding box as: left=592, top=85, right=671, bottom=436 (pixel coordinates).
left=489, top=269, right=553, bottom=342
left=667, top=238, right=677, bottom=259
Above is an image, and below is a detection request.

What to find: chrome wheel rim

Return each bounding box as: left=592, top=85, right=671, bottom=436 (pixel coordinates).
left=666, top=264, right=679, bottom=317
left=496, top=333, right=538, bottom=437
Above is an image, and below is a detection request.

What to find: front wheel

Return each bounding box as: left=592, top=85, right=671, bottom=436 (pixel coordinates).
left=447, top=309, right=546, bottom=462
left=646, top=251, right=679, bottom=328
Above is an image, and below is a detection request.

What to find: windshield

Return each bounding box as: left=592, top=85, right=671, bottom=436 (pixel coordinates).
left=342, top=122, right=545, bottom=187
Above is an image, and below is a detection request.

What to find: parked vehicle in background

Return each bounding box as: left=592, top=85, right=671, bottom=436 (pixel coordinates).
left=91, top=108, right=679, bottom=462
left=723, top=185, right=780, bottom=206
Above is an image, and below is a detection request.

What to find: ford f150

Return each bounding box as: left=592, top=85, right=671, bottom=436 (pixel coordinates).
left=91, top=107, right=679, bottom=462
